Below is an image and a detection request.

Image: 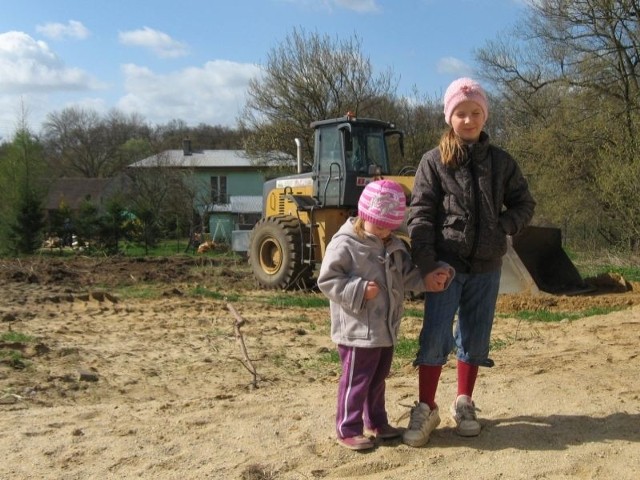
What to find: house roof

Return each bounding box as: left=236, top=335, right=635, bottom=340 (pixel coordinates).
left=129, top=149, right=293, bottom=169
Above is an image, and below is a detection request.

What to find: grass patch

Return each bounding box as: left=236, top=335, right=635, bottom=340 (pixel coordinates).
left=312, top=339, right=419, bottom=369
left=121, top=239, right=193, bottom=256
left=490, top=337, right=509, bottom=351
left=1, top=331, right=34, bottom=343
left=0, top=349, right=28, bottom=368
left=298, top=347, right=341, bottom=377
left=0, top=331, right=34, bottom=369
left=306, top=334, right=519, bottom=372
left=267, top=294, right=329, bottom=309
left=394, top=336, right=418, bottom=360
left=112, top=284, right=166, bottom=300
left=569, top=250, right=640, bottom=281
left=404, top=307, right=423, bottom=318
left=393, top=332, right=523, bottom=362
left=318, top=348, right=340, bottom=365
left=501, top=305, right=625, bottom=322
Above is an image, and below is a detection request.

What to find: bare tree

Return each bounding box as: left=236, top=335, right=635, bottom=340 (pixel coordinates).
left=478, top=1, right=639, bottom=121
left=125, top=151, right=204, bottom=252
left=43, top=107, right=151, bottom=178
left=152, top=122, right=243, bottom=151
left=532, top=0, right=639, bottom=138
left=239, top=28, right=397, bottom=169
left=475, top=0, right=640, bottom=249
left=391, top=87, right=444, bottom=165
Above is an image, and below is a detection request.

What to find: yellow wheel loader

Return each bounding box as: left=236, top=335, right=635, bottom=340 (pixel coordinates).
left=245, top=112, right=589, bottom=295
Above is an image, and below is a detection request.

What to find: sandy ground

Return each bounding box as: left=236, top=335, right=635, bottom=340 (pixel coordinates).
left=1, top=255, right=639, bottom=480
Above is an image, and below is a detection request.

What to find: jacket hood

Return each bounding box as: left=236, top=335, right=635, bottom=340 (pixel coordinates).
left=334, top=217, right=407, bottom=253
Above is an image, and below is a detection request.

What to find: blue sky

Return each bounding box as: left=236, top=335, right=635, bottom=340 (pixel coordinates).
left=0, top=0, right=527, bottom=142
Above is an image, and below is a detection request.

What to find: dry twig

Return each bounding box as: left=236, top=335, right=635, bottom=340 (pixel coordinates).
left=226, top=303, right=260, bottom=388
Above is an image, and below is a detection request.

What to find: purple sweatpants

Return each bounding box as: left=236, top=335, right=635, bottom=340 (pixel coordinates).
left=336, top=344, right=394, bottom=438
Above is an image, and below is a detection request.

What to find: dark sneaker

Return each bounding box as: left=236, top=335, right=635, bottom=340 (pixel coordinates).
left=337, top=435, right=375, bottom=450
left=450, top=395, right=481, bottom=437
left=366, top=424, right=402, bottom=439
left=402, top=402, right=441, bottom=447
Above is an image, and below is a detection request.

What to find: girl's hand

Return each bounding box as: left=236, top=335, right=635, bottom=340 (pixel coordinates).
left=364, top=281, right=380, bottom=300
left=424, top=267, right=452, bottom=292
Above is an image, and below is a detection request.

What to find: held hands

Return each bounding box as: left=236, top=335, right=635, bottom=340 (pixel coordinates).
left=364, top=281, right=380, bottom=300
left=365, top=263, right=453, bottom=300
left=424, top=265, right=454, bottom=292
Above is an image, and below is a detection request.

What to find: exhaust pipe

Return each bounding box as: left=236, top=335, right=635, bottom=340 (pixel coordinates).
left=294, top=138, right=302, bottom=173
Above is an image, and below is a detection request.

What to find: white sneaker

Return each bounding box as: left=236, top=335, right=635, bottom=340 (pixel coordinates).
left=450, top=395, right=481, bottom=437
left=402, top=402, right=441, bottom=447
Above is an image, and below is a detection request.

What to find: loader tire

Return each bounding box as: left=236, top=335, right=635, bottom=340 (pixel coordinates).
left=248, top=215, right=313, bottom=290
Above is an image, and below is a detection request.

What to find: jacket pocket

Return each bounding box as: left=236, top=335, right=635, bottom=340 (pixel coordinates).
left=339, top=310, right=370, bottom=340
left=443, top=215, right=466, bottom=231
left=476, top=227, right=508, bottom=260
left=441, top=214, right=468, bottom=244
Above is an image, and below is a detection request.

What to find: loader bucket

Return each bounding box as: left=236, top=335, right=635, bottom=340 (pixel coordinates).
left=499, top=226, right=591, bottom=295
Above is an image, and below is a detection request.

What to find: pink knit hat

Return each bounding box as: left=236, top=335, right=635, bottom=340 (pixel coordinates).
left=358, top=180, right=406, bottom=230
left=443, top=77, right=489, bottom=126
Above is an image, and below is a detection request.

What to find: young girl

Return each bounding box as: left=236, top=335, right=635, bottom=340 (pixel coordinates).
left=317, top=179, right=453, bottom=450
left=403, top=78, right=536, bottom=447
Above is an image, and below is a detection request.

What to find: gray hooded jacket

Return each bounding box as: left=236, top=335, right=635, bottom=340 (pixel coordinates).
left=317, top=218, right=426, bottom=348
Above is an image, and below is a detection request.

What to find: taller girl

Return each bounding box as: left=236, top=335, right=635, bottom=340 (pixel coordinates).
left=403, top=77, right=536, bottom=447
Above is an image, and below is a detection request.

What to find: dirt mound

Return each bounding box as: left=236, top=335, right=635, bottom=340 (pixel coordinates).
left=2, top=256, right=638, bottom=314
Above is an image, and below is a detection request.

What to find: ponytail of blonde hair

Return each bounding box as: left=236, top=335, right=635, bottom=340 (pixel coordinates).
left=439, top=128, right=466, bottom=168
left=353, top=217, right=366, bottom=238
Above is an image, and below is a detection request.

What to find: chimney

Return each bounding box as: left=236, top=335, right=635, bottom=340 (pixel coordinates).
left=182, top=138, right=192, bottom=156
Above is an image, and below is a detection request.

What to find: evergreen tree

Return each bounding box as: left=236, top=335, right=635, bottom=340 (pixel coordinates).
left=0, top=127, right=49, bottom=255
left=9, top=192, right=46, bottom=254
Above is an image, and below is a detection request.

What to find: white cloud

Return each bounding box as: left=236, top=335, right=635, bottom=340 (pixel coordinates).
left=0, top=31, right=104, bottom=140
left=1, top=93, right=114, bottom=142
left=36, top=20, right=90, bottom=40
left=436, top=56, right=472, bottom=76
left=117, top=60, right=262, bottom=127
left=0, top=31, right=101, bottom=93
left=119, top=27, right=189, bottom=59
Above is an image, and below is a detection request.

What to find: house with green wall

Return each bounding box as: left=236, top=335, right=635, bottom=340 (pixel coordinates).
left=129, top=141, right=290, bottom=243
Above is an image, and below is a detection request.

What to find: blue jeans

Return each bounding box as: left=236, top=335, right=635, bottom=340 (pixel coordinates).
left=414, top=270, right=501, bottom=367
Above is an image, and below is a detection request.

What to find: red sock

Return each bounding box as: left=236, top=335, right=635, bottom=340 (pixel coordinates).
left=457, top=360, right=479, bottom=397
left=418, top=365, right=442, bottom=410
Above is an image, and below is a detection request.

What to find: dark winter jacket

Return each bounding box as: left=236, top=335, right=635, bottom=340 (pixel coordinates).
left=408, top=132, right=536, bottom=276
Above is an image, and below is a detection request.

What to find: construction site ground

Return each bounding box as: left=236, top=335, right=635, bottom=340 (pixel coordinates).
left=1, top=254, right=638, bottom=479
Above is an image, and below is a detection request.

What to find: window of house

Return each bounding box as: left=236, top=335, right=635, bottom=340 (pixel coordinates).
left=210, top=176, right=228, bottom=204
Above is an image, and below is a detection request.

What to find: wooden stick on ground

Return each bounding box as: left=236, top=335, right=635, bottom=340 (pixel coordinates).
left=226, top=303, right=260, bottom=388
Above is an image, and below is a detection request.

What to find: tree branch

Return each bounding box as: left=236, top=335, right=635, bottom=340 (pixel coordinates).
left=226, top=303, right=260, bottom=389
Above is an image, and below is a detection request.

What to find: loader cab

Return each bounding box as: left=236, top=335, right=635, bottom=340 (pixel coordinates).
left=312, top=113, right=403, bottom=208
